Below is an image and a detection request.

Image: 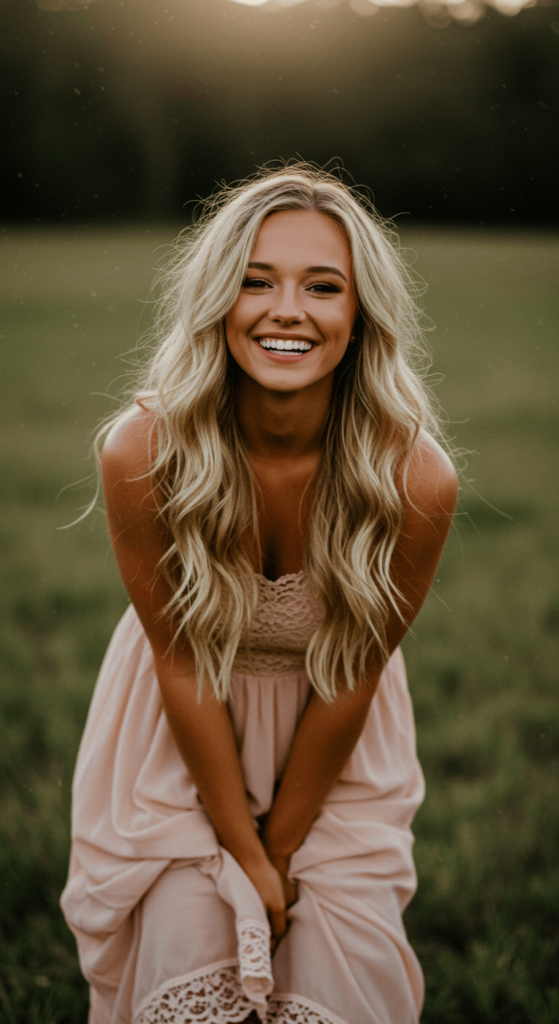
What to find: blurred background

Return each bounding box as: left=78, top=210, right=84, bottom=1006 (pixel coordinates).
left=3, top=0, right=559, bottom=224
left=1, top=0, right=558, bottom=1022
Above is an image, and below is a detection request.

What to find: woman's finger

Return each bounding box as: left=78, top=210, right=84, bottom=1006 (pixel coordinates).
left=270, top=907, right=286, bottom=938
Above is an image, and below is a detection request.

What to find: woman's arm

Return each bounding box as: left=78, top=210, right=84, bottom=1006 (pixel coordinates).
left=102, top=407, right=289, bottom=938
left=264, top=435, right=458, bottom=872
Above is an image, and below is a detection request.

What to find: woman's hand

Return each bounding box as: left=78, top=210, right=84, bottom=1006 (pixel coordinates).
left=266, top=851, right=297, bottom=905
left=242, top=857, right=292, bottom=949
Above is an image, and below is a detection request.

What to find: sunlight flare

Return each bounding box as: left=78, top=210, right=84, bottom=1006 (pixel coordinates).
left=37, top=0, right=537, bottom=15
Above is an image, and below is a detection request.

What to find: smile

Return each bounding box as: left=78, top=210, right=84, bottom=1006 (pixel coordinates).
left=256, top=337, right=314, bottom=353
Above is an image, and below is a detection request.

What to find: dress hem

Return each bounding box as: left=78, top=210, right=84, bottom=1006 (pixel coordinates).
left=132, top=958, right=254, bottom=1024
left=131, top=959, right=350, bottom=1024
left=269, top=991, right=350, bottom=1024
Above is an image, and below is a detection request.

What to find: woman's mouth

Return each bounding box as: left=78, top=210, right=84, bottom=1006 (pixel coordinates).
left=255, top=337, right=314, bottom=357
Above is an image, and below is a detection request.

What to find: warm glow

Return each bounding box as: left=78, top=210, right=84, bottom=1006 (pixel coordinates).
left=229, top=0, right=306, bottom=5
left=36, top=0, right=537, bottom=18
left=226, top=0, right=536, bottom=18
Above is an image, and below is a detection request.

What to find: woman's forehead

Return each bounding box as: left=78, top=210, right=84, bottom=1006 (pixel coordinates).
left=250, top=209, right=352, bottom=270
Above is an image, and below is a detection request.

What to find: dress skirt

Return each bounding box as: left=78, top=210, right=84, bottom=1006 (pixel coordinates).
left=61, top=604, right=425, bottom=1024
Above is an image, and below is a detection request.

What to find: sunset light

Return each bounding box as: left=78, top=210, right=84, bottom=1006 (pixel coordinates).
left=37, top=0, right=537, bottom=18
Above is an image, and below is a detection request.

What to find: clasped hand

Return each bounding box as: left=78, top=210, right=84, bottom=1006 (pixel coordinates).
left=246, top=814, right=298, bottom=953
left=245, top=854, right=297, bottom=954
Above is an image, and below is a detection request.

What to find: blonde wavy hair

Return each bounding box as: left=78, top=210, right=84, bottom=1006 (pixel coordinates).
left=102, top=164, right=443, bottom=701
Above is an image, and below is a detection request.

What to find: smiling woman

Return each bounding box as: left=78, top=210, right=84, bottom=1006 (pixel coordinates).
left=60, top=165, right=457, bottom=1024
left=225, top=210, right=358, bottom=391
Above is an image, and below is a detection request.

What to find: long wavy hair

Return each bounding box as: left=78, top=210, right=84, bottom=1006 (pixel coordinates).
left=101, top=164, right=443, bottom=701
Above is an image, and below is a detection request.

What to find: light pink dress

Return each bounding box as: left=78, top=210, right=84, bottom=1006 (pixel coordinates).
left=61, top=571, right=425, bottom=1024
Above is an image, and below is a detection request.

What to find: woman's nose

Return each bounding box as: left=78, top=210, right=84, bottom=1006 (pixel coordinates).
left=269, top=284, right=305, bottom=324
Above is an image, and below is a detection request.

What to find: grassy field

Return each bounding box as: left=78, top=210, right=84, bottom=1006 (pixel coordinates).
left=0, top=225, right=558, bottom=1023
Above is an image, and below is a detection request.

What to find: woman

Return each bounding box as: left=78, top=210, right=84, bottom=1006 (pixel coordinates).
left=61, top=165, right=457, bottom=1024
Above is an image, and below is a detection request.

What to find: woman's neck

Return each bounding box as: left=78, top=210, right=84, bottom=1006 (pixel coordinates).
left=234, top=368, right=334, bottom=460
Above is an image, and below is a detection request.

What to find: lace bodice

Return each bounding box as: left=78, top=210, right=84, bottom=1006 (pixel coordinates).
left=232, top=571, right=323, bottom=676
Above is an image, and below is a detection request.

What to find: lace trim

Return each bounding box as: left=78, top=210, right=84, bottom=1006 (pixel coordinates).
left=132, top=960, right=349, bottom=1024
left=233, top=649, right=308, bottom=675
left=255, top=571, right=305, bottom=585
left=236, top=918, right=273, bottom=1004
left=233, top=572, right=323, bottom=677
left=132, top=960, right=255, bottom=1024
left=270, top=993, right=350, bottom=1024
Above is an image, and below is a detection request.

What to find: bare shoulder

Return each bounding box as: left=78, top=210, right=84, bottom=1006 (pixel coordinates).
left=102, top=404, right=160, bottom=518
left=401, top=431, right=458, bottom=527
left=102, top=403, right=158, bottom=480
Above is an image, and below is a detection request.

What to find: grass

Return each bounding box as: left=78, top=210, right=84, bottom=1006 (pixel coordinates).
left=0, top=224, right=558, bottom=1023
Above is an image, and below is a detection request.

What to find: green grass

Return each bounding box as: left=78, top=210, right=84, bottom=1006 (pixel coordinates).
left=0, top=225, right=558, bottom=1023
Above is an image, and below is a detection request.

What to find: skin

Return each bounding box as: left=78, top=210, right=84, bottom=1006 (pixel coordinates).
left=102, top=210, right=458, bottom=970
left=224, top=209, right=360, bottom=577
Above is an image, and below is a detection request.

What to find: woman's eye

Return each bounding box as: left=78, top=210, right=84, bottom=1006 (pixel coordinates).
left=242, top=277, right=269, bottom=289
left=308, top=282, right=341, bottom=294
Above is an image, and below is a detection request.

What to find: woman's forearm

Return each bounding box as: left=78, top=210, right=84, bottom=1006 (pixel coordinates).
left=263, top=677, right=381, bottom=866
left=157, top=659, right=291, bottom=937
left=264, top=442, right=458, bottom=869
left=156, top=661, right=268, bottom=874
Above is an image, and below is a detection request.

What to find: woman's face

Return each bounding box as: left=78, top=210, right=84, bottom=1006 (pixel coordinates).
left=225, top=209, right=359, bottom=394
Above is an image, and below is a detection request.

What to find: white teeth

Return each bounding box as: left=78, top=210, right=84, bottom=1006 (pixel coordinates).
left=258, top=338, right=312, bottom=353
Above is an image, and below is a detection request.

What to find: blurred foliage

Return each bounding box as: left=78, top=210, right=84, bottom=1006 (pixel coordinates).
left=1, top=0, right=558, bottom=225
left=0, top=225, right=558, bottom=1021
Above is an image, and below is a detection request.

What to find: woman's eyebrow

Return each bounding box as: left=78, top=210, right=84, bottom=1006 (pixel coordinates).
left=247, top=261, right=347, bottom=283
left=307, top=265, right=347, bottom=282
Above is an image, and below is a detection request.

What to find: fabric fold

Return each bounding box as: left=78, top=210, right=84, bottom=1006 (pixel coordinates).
left=62, top=586, right=425, bottom=1024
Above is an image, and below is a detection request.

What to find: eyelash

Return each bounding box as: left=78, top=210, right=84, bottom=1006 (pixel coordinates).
left=242, top=278, right=341, bottom=294
left=242, top=278, right=269, bottom=289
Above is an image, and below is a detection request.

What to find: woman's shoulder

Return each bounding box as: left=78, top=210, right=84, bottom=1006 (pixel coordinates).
left=101, top=403, right=161, bottom=517
left=102, top=402, right=158, bottom=479
left=400, top=431, right=458, bottom=525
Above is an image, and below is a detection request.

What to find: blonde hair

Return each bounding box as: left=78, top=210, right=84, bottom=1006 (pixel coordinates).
left=104, top=164, right=442, bottom=701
